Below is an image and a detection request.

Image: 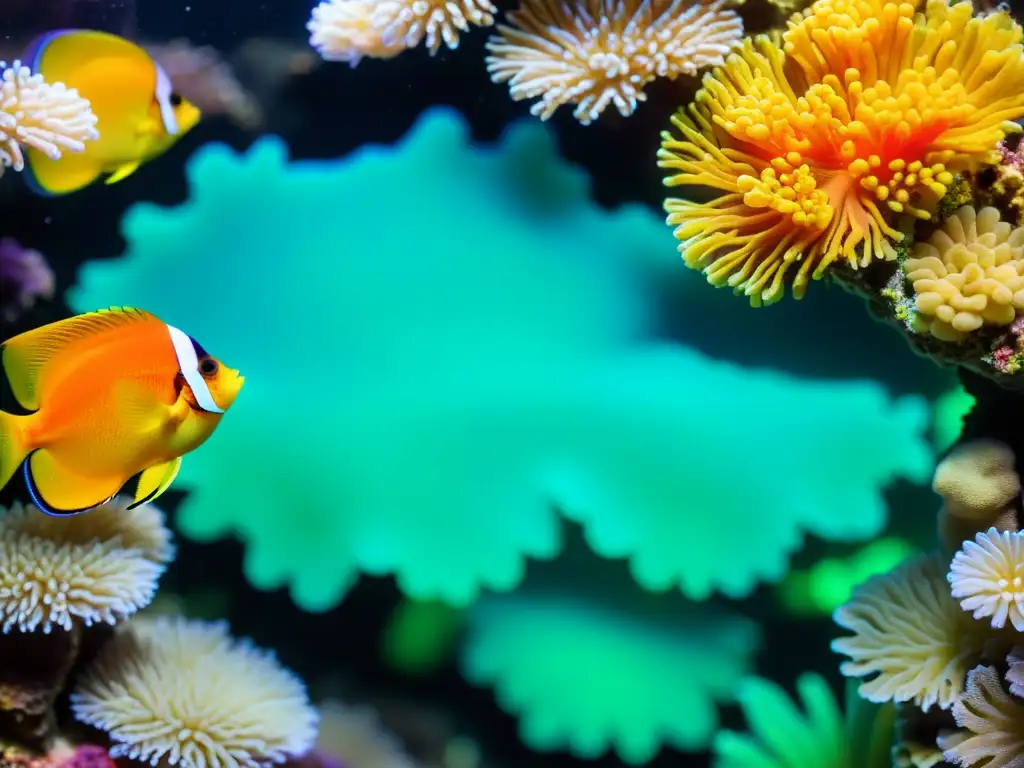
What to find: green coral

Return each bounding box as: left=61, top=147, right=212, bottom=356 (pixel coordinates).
left=461, top=591, right=760, bottom=764
left=69, top=108, right=932, bottom=611
left=713, top=674, right=894, bottom=768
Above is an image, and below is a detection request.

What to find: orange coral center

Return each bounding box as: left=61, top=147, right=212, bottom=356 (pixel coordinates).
left=658, top=0, right=1024, bottom=304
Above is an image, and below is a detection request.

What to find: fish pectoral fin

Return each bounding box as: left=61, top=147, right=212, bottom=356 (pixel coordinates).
left=25, top=449, right=125, bottom=516
left=115, top=379, right=173, bottom=436
left=129, top=456, right=181, bottom=509
left=2, top=307, right=157, bottom=411
left=105, top=161, right=142, bottom=185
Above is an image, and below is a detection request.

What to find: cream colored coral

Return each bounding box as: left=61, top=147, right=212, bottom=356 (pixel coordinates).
left=0, top=61, right=98, bottom=174
left=486, top=0, right=742, bottom=124
left=941, top=665, right=1024, bottom=768
left=307, top=0, right=405, bottom=65
left=833, top=553, right=985, bottom=711
left=4, top=496, right=174, bottom=565
left=950, top=528, right=1024, bottom=631
left=0, top=498, right=169, bottom=633
left=906, top=206, right=1024, bottom=342
left=373, top=0, right=497, bottom=54
left=935, top=440, right=1021, bottom=521
left=71, top=615, right=318, bottom=768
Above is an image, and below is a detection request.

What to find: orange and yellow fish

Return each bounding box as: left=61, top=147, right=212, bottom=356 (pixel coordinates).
left=0, top=308, right=243, bottom=516
left=23, top=30, right=201, bottom=196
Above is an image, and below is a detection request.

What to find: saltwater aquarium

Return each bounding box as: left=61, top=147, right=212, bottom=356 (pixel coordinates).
left=0, top=0, right=1018, bottom=766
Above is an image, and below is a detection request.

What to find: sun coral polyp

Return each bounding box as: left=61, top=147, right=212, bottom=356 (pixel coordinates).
left=906, top=206, right=1024, bottom=342
left=658, top=0, right=1024, bottom=305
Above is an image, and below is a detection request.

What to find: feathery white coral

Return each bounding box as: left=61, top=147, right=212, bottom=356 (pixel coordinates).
left=308, top=0, right=406, bottom=65
left=486, top=0, right=742, bottom=123
left=949, top=527, right=1024, bottom=631
left=833, top=553, right=984, bottom=711
left=942, top=665, right=1024, bottom=768
left=0, top=61, right=98, bottom=173
left=0, top=499, right=169, bottom=634
left=71, top=616, right=319, bottom=768
left=373, top=0, right=497, bottom=53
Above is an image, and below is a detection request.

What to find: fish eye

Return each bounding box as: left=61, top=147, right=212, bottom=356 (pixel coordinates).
left=199, top=357, right=218, bottom=376
left=170, top=92, right=183, bottom=107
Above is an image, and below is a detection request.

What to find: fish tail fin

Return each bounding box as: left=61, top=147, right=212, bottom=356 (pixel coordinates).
left=0, top=411, right=30, bottom=490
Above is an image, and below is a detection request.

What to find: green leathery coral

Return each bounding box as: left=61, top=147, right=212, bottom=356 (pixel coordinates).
left=713, top=673, right=895, bottom=768
left=69, top=107, right=933, bottom=611
left=460, top=591, right=760, bottom=764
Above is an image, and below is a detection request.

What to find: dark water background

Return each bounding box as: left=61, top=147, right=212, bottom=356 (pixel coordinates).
left=0, top=1, right=957, bottom=764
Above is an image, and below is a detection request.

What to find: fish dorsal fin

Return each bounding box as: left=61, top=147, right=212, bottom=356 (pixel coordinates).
left=2, top=307, right=158, bottom=411
left=29, top=30, right=155, bottom=91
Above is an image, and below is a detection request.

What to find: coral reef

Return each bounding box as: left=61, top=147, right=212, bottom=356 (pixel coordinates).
left=306, top=0, right=736, bottom=123
left=0, top=496, right=317, bottom=768
left=485, top=0, right=743, bottom=124
left=658, top=0, right=1024, bottom=306
left=69, top=109, right=931, bottom=611
left=71, top=616, right=318, bottom=768
left=830, top=428, right=1024, bottom=764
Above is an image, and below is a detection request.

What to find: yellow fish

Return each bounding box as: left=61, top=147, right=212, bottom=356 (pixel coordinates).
left=0, top=308, right=243, bottom=516
left=23, top=30, right=201, bottom=196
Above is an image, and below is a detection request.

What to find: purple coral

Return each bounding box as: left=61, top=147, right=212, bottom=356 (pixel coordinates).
left=0, top=238, right=54, bottom=321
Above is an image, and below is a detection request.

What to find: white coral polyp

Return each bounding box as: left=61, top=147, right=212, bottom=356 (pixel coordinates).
left=949, top=526, right=1024, bottom=631
left=71, top=616, right=319, bottom=768
left=0, top=61, right=98, bottom=172
left=0, top=499, right=169, bottom=634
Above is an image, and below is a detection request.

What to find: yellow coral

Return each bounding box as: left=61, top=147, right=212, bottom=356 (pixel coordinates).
left=485, top=0, right=743, bottom=124
left=658, top=0, right=1024, bottom=305
left=934, top=440, right=1020, bottom=522
left=906, top=206, right=1024, bottom=341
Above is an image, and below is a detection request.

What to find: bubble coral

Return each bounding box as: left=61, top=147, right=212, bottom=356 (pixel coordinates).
left=0, top=61, right=97, bottom=175
left=69, top=108, right=931, bottom=611
left=485, top=0, right=743, bottom=124
left=832, top=553, right=986, bottom=711
left=460, top=591, right=759, bottom=764
left=906, top=207, right=1024, bottom=342
left=70, top=615, right=318, bottom=768
left=658, top=0, right=1024, bottom=305
left=0, top=498, right=170, bottom=634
